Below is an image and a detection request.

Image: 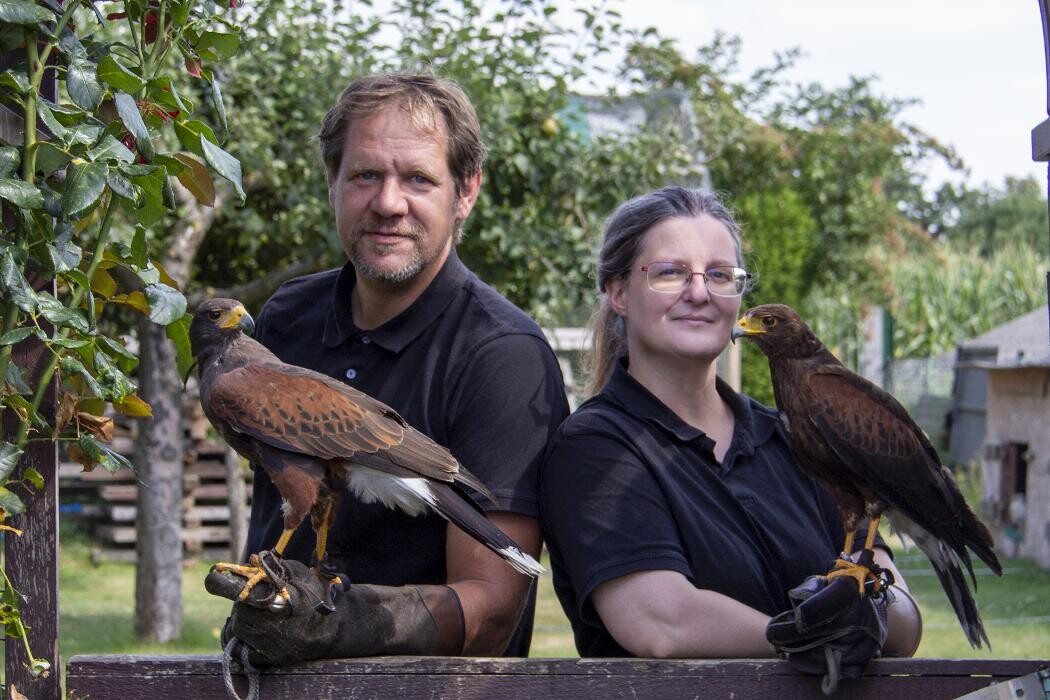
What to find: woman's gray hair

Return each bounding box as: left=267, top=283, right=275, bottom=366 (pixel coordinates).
left=584, top=186, right=746, bottom=396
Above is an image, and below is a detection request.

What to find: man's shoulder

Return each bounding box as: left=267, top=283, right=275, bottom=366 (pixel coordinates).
left=256, top=267, right=340, bottom=346
left=263, top=267, right=341, bottom=314
left=456, top=270, right=546, bottom=341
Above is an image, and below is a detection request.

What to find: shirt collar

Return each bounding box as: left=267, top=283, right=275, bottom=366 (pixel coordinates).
left=603, top=357, right=779, bottom=454
left=322, top=249, right=469, bottom=353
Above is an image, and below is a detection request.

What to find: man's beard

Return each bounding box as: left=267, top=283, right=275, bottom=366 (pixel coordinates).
left=349, top=217, right=456, bottom=284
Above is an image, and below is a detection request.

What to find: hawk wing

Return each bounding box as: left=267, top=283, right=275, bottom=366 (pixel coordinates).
left=804, top=367, right=958, bottom=528
left=206, top=362, right=462, bottom=483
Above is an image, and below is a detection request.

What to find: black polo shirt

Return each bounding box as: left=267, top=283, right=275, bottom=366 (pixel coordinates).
left=540, top=359, right=878, bottom=657
left=245, top=250, right=569, bottom=656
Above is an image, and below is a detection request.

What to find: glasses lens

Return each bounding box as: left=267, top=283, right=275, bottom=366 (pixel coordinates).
left=646, top=262, right=689, bottom=292
left=706, top=267, right=748, bottom=296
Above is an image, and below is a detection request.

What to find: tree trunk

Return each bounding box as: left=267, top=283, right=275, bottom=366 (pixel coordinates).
left=134, top=316, right=184, bottom=642
left=225, top=446, right=249, bottom=562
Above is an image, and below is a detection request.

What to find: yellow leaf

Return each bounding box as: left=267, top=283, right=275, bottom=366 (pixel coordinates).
left=76, top=397, right=106, bottom=416
left=11, top=683, right=29, bottom=700
left=112, top=290, right=150, bottom=315
left=0, top=524, right=23, bottom=536
left=113, top=394, right=153, bottom=417
left=91, top=267, right=118, bottom=298
left=174, top=152, right=216, bottom=207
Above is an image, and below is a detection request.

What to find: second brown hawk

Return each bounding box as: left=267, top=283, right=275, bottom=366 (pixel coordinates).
left=189, top=298, right=543, bottom=606
left=733, top=303, right=1002, bottom=649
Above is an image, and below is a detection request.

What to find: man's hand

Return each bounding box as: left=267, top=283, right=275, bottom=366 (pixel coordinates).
left=206, top=559, right=462, bottom=666
left=766, top=575, right=889, bottom=694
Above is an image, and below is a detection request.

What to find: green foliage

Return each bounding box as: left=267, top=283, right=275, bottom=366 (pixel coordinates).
left=884, top=243, right=1046, bottom=358
left=940, top=176, right=1049, bottom=256
left=0, top=0, right=242, bottom=674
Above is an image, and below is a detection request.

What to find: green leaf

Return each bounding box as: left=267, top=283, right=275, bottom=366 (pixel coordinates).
left=130, top=227, right=148, bottom=268
left=32, top=142, right=73, bottom=178
left=114, top=92, right=154, bottom=162
left=22, top=467, right=44, bottom=490
left=211, top=79, right=228, bottom=139
left=195, top=31, right=241, bottom=61
left=96, top=55, right=146, bottom=94
left=144, top=283, right=186, bottom=325
left=98, top=336, right=138, bottom=374
left=36, top=100, right=67, bottom=138
left=174, top=119, right=217, bottom=154
left=48, top=229, right=82, bottom=273
left=87, top=135, right=135, bottom=164
left=106, top=170, right=140, bottom=202
left=125, top=164, right=165, bottom=225
left=61, top=160, right=108, bottom=219
left=0, top=147, right=18, bottom=178
left=0, top=327, right=34, bottom=346
left=49, top=336, right=90, bottom=349
left=59, top=356, right=102, bottom=397
left=201, top=136, right=244, bottom=200
left=166, top=313, right=195, bottom=382
left=0, top=487, right=25, bottom=516
left=37, top=293, right=90, bottom=332
left=0, top=252, right=38, bottom=312
left=0, top=442, right=23, bottom=483
left=0, top=0, right=52, bottom=24
left=77, top=434, right=133, bottom=473
left=0, top=178, right=43, bottom=209
left=95, top=351, right=135, bottom=402
left=67, top=59, right=104, bottom=111
left=4, top=363, right=31, bottom=395
left=0, top=70, right=29, bottom=95
left=148, top=76, right=192, bottom=114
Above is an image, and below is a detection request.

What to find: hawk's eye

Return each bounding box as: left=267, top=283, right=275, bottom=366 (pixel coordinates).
left=208, top=310, right=223, bottom=321
left=761, top=315, right=776, bottom=327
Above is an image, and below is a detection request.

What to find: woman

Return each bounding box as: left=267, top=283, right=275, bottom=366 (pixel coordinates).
left=539, top=186, right=921, bottom=658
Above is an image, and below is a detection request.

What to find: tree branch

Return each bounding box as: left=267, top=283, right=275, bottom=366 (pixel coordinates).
left=188, top=258, right=327, bottom=310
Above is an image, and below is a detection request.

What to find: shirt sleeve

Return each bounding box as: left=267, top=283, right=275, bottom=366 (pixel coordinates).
left=540, top=424, right=693, bottom=627
left=443, top=333, right=569, bottom=517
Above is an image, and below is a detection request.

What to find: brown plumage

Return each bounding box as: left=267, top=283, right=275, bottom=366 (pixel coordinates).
left=189, top=298, right=542, bottom=600
left=734, top=303, right=1002, bottom=649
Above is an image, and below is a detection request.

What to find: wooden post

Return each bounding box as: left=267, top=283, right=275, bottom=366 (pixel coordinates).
left=1, top=44, right=61, bottom=700
left=1034, top=0, right=1050, bottom=344
left=3, top=305, right=61, bottom=700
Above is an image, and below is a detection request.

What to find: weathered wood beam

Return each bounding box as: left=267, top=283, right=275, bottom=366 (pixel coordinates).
left=65, top=656, right=1049, bottom=700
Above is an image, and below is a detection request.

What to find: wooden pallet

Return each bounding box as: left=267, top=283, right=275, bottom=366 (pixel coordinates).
left=59, top=411, right=252, bottom=562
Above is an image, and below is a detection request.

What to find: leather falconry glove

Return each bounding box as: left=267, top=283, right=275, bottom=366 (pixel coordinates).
left=206, top=558, right=465, bottom=666
left=766, top=574, right=889, bottom=695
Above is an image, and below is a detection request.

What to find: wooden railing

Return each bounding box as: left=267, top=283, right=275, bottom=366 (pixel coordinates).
left=65, top=656, right=1048, bottom=700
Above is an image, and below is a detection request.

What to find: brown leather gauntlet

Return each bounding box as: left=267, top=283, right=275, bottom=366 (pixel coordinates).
left=206, top=558, right=465, bottom=665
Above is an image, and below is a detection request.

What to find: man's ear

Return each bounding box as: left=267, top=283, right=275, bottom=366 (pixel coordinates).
left=455, top=170, right=482, bottom=221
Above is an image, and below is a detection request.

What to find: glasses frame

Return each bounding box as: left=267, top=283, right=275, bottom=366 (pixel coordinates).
left=639, top=262, right=752, bottom=297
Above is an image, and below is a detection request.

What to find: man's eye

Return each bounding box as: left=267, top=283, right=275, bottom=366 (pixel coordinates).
left=411, top=175, right=432, bottom=185
left=707, top=269, right=731, bottom=282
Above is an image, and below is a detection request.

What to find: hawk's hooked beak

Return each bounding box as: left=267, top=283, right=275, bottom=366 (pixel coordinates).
left=221, top=304, right=256, bottom=337
left=730, top=316, right=761, bottom=344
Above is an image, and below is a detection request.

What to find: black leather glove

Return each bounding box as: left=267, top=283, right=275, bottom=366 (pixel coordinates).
left=766, top=575, right=889, bottom=695
left=206, top=558, right=464, bottom=666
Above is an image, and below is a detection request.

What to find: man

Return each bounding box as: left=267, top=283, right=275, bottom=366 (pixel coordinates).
left=214, top=73, right=569, bottom=659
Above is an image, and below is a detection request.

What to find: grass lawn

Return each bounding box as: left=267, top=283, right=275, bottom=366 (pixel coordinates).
left=51, top=523, right=1050, bottom=661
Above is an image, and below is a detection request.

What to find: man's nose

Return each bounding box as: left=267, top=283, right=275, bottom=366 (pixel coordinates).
left=371, top=178, right=409, bottom=217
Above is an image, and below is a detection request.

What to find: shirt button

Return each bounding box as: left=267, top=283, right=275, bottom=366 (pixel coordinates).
left=360, top=335, right=372, bottom=344
left=345, top=368, right=357, bottom=380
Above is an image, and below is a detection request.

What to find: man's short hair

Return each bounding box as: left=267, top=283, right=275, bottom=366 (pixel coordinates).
left=318, top=73, right=486, bottom=194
